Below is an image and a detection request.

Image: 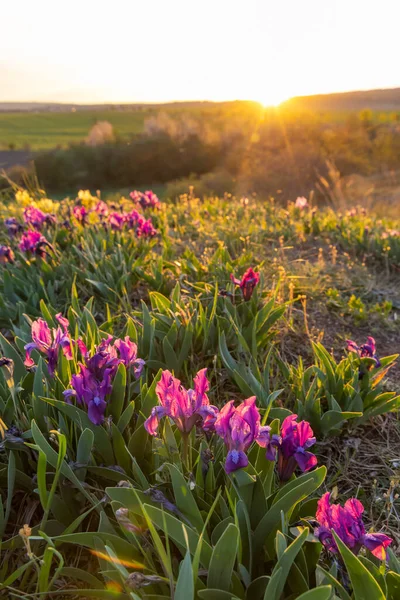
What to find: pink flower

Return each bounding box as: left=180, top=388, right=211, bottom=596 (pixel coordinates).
left=114, top=336, right=145, bottom=378
left=268, top=414, right=317, bottom=481
left=144, top=369, right=218, bottom=436
left=24, top=314, right=73, bottom=377
left=19, top=231, right=53, bottom=258
left=295, top=197, right=308, bottom=209
left=230, top=268, right=260, bottom=301
left=73, top=206, right=88, bottom=224
left=346, top=336, right=380, bottom=368
left=315, top=492, right=392, bottom=560
left=24, top=206, right=55, bottom=229
left=137, top=218, right=157, bottom=238
left=108, top=212, right=126, bottom=230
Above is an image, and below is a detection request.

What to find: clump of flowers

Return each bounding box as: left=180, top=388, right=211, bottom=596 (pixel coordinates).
left=24, top=314, right=73, bottom=377
left=4, top=217, right=24, bottom=237
left=23, top=206, right=56, bottom=229
left=215, top=397, right=278, bottom=473
left=261, top=414, right=317, bottom=481
left=346, top=336, right=381, bottom=368
left=130, top=190, right=161, bottom=209
left=0, top=245, right=15, bottom=264
left=64, top=335, right=144, bottom=425
left=230, top=268, right=260, bottom=301
left=19, top=231, right=53, bottom=258
left=145, top=369, right=218, bottom=436
left=315, top=492, right=392, bottom=560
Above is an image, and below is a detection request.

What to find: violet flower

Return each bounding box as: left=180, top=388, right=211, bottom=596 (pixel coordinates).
left=315, top=492, right=392, bottom=560
left=23, top=206, right=55, bottom=229
left=24, top=314, right=73, bottom=377
left=73, top=205, right=88, bottom=224
left=64, top=366, right=113, bottom=425
left=137, top=218, right=157, bottom=238
left=125, top=210, right=145, bottom=229
left=269, top=414, right=317, bottom=481
left=95, top=200, right=109, bottom=217
left=0, top=245, right=15, bottom=264
left=4, top=217, right=23, bottom=237
left=19, top=231, right=53, bottom=258
left=130, top=190, right=160, bottom=209
left=214, top=396, right=275, bottom=474
left=108, top=212, right=126, bottom=230
left=114, top=336, right=145, bottom=378
left=64, top=335, right=144, bottom=425
left=144, top=369, right=218, bottom=436
left=230, top=267, right=260, bottom=301
left=346, top=336, right=381, bottom=368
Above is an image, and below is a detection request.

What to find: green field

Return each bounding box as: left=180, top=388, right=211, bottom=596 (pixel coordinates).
left=0, top=109, right=153, bottom=150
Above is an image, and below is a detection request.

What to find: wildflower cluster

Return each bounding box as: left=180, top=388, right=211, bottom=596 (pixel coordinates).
left=129, top=189, right=161, bottom=209
left=64, top=335, right=144, bottom=425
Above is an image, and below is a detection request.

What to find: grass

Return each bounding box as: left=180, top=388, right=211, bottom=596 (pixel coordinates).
left=0, top=109, right=152, bottom=150
left=0, top=185, right=399, bottom=597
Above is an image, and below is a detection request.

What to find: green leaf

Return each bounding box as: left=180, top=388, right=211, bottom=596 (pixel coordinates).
left=109, top=362, right=126, bottom=423
left=198, top=591, right=241, bottom=600
left=0, top=332, right=26, bottom=384
left=264, top=528, right=309, bottom=600
left=175, top=551, right=194, bottom=600
left=207, top=523, right=239, bottom=591
left=254, top=468, right=326, bottom=555
left=333, top=532, right=385, bottom=600
left=296, top=587, right=332, bottom=600
left=39, top=397, right=115, bottom=465
left=167, top=463, right=204, bottom=533
left=387, top=572, right=400, bottom=600
left=316, top=566, right=351, bottom=600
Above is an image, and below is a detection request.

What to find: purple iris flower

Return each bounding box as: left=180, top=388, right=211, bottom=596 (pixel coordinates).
left=24, top=314, right=73, bottom=377
left=108, top=212, right=126, bottom=230
left=272, top=414, right=317, bottom=481
left=4, top=217, right=24, bottom=237
left=346, top=336, right=381, bottom=368
left=64, top=366, right=114, bottom=425
left=137, top=218, right=157, bottom=238
left=315, top=492, right=392, bottom=560
left=114, top=336, right=145, bottom=378
left=73, top=205, right=88, bottom=224
left=19, top=231, right=53, bottom=258
left=144, top=369, right=218, bottom=436
left=64, top=335, right=144, bottom=425
left=230, top=268, right=260, bottom=301
left=125, top=210, right=145, bottom=229
left=23, top=206, right=56, bottom=229
left=214, top=396, right=275, bottom=474
left=0, top=245, right=15, bottom=264
left=130, top=190, right=160, bottom=209
left=95, top=200, right=109, bottom=217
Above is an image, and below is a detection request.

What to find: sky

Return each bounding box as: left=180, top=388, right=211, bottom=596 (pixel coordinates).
left=1, top=0, right=399, bottom=105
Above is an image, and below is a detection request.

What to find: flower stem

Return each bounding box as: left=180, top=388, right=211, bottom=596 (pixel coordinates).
left=181, top=433, right=189, bottom=471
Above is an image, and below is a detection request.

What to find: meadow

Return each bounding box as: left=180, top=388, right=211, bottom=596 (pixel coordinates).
left=0, top=110, right=150, bottom=150
left=0, top=183, right=399, bottom=599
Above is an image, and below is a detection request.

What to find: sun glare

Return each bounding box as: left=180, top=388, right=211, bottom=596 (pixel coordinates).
left=255, top=89, right=291, bottom=108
